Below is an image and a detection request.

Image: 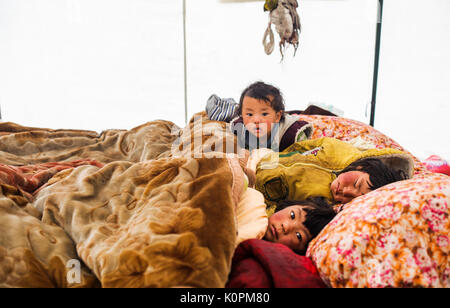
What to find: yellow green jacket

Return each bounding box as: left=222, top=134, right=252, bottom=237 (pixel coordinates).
left=255, top=137, right=414, bottom=215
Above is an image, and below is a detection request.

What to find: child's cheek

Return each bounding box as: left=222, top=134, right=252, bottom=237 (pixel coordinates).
left=264, top=123, right=273, bottom=138
left=338, top=172, right=355, bottom=187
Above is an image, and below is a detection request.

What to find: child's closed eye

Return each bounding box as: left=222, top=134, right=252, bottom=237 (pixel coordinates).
left=354, top=178, right=361, bottom=188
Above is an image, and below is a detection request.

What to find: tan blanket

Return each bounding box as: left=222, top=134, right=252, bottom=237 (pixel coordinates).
left=0, top=117, right=248, bottom=288
left=0, top=120, right=178, bottom=165
left=0, top=184, right=99, bottom=288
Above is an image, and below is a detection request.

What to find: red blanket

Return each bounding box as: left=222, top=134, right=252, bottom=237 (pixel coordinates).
left=226, top=239, right=327, bottom=288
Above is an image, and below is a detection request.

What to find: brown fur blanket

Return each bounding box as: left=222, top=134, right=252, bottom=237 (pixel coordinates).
left=0, top=120, right=177, bottom=165
left=0, top=117, right=247, bottom=288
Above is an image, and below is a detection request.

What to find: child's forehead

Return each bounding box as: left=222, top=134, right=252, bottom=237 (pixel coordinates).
left=341, top=170, right=369, bottom=178
left=242, top=96, right=274, bottom=109
left=284, top=204, right=311, bottom=211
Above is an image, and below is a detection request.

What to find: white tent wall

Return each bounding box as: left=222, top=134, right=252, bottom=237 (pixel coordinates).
left=186, top=0, right=377, bottom=123
left=0, top=0, right=448, bottom=161
left=0, top=0, right=186, bottom=130
left=375, top=0, right=450, bottom=160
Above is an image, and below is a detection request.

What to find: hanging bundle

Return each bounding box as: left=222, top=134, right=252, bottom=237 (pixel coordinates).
left=262, top=21, right=275, bottom=55
left=262, top=0, right=301, bottom=60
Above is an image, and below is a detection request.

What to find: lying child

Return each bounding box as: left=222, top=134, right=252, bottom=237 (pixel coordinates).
left=263, top=197, right=336, bottom=255
left=235, top=188, right=335, bottom=255
left=330, top=157, right=406, bottom=204
left=251, top=137, right=413, bottom=215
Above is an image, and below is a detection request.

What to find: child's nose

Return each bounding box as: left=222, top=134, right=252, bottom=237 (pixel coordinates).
left=281, top=222, right=292, bottom=234
left=343, top=186, right=358, bottom=197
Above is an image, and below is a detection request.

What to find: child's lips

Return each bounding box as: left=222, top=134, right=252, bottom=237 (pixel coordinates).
left=252, top=127, right=266, bottom=136
left=334, top=181, right=340, bottom=196
left=271, top=225, right=278, bottom=240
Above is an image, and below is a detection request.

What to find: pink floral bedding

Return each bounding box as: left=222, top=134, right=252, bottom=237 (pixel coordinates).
left=299, top=115, right=449, bottom=288
left=298, top=114, right=430, bottom=176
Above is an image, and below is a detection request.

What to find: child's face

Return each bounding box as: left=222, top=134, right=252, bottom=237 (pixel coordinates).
left=264, top=205, right=312, bottom=253
left=330, top=170, right=372, bottom=204
left=241, top=96, right=282, bottom=138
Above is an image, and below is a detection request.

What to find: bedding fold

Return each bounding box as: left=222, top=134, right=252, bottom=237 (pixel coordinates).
left=0, top=118, right=249, bottom=288
left=0, top=120, right=178, bottom=165
left=32, top=156, right=243, bottom=287
left=0, top=184, right=100, bottom=288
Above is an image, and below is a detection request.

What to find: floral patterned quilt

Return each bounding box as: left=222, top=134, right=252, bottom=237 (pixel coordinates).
left=300, top=115, right=449, bottom=288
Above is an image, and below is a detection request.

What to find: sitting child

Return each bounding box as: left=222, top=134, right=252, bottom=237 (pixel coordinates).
left=252, top=137, right=413, bottom=215
left=230, top=81, right=313, bottom=152
left=263, top=197, right=336, bottom=255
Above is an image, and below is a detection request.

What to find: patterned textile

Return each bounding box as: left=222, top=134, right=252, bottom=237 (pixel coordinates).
left=296, top=114, right=430, bottom=176
left=0, top=160, right=104, bottom=200
left=0, top=119, right=246, bottom=288
left=292, top=115, right=449, bottom=288
left=307, top=172, right=449, bottom=288
left=423, top=155, right=450, bottom=176
left=0, top=120, right=177, bottom=165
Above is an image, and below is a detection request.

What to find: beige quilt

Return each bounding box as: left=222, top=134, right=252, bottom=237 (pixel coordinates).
left=0, top=115, right=248, bottom=288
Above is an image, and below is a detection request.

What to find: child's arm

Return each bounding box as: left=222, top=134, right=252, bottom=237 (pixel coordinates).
left=246, top=148, right=275, bottom=174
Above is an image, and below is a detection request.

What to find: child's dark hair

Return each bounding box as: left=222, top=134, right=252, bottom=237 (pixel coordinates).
left=338, top=158, right=407, bottom=191
left=275, top=197, right=336, bottom=253
left=235, top=81, right=285, bottom=120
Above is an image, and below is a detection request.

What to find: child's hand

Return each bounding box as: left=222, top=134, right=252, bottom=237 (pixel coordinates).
left=247, top=148, right=275, bottom=173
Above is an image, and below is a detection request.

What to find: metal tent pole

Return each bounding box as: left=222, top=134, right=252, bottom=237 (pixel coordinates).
left=183, top=0, right=188, bottom=125
left=370, top=0, right=383, bottom=127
